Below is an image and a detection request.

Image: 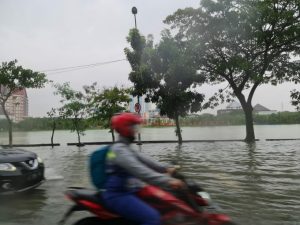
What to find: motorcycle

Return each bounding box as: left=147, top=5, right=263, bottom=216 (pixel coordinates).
left=59, top=172, right=237, bottom=225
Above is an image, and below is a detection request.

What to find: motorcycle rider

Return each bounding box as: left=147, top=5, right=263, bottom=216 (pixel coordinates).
left=102, top=112, right=185, bottom=225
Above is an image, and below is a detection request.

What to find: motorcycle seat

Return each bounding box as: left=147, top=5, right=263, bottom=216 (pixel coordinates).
left=66, top=188, right=105, bottom=205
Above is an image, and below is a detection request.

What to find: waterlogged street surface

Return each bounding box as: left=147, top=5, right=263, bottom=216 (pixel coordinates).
left=0, top=126, right=300, bottom=225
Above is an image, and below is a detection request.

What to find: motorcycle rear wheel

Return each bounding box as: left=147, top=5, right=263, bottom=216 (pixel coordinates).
left=72, top=217, right=100, bottom=225
left=72, top=217, right=134, bottom=225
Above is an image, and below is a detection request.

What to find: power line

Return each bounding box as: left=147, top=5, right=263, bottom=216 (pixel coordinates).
left=40, top=59, right=127, bottom=74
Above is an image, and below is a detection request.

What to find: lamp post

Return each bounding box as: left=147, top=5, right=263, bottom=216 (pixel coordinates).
left=132, top=7, right=137, bottom=29
left=131, top=6, right=142, bottom=146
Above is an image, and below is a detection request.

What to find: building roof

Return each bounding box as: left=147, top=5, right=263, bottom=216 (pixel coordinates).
left=226, top=101, right=242, bottom=109
left=253, top=104, right=270, bottom=112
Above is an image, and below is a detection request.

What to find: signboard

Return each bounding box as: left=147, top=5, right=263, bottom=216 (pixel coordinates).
left=134, top=103, right=141, bottom=113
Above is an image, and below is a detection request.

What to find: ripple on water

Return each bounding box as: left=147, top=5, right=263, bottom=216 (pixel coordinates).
left=1, top=140, right=300, bottom=225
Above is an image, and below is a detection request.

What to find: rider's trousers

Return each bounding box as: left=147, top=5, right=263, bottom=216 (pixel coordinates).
left=102, top=192, right=161, bottom=225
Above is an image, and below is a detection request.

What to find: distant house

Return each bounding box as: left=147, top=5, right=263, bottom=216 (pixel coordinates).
left=253, top=104, right=277, bottom=115
left=227, top=101, right=242, bottom=109
left=217, top=101, right=243, bottom=115
left=217, top=101, right=276, bottom=116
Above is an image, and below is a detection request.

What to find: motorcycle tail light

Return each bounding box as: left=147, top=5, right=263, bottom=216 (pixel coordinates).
left=194, top=195, right=209, bottom=206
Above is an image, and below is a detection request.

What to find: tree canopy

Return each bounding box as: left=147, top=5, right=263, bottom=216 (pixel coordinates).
left=125, top=29, right=159, bottom=97
left=148, top=31, right=206, bottom=143
left=0, top=59, right=47, bottom=146
left=85, top=84, right=130, bottom=141
left=54, top=82, right=88, bottom=146
left=125, top=28, right=206, bottom=143
left=290, top=61, right=300, bottom=111
left=165, top=0, right=300, bottom=142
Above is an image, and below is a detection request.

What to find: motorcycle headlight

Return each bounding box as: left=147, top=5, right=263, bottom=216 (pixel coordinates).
left=0, top=163, right=17, bottom=172
left=37, top=157, right=43, bottom=163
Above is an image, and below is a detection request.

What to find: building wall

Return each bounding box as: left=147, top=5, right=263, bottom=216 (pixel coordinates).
left=255, top=110, right=277, bottom=115
left=129, top=95, right=153, bottom=115
left=217, top=109, right=243, bottom=115
left=4, top=89, right=28, bottom=123
left=127, top=95, right=175, bottom=126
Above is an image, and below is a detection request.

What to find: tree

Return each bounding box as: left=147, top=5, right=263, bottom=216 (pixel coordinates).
left=146, top=31, right=205, bottom=144
left=0, top=60, right=47, bottom=146
left=125, top=29, right=160, bottom=98
left=85, top=84, right=131, bottom=142
left=54, top=82, right=88, bottom=146
left=291, top=90, right=300, bottom=111
left=290, top=62, right=300, bottom=111
left=125, top=29, right=160, bottom=144
left=47, top=108, right=61, bottom=148
left=165, top=0, right=300, bottom=142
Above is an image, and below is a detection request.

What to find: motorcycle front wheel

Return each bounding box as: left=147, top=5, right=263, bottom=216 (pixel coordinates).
left=73, top=217, right=135, bottom=225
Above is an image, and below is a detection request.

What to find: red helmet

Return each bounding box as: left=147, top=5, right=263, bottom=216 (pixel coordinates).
left=111, top=112, right=142, bottom=137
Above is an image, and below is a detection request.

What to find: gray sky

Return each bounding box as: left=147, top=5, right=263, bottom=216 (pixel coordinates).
left=0, top=0, right=298, bottom=117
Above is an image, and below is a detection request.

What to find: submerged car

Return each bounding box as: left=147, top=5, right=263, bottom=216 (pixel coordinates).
left=0, top=148, right=45, bottom=194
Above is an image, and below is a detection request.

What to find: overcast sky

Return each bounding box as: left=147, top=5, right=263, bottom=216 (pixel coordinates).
left=0, top=0, right=298, bottom=117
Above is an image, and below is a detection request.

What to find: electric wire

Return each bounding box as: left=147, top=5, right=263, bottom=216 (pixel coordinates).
left=40, top=59, right=127, bottom=75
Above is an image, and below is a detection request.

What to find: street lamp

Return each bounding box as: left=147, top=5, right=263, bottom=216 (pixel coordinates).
left=131, top=6, right=142, bottom=146
left=131, top=7, right=137, bottom=29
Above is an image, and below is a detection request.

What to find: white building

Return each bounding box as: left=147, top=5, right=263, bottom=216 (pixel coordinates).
left=217, top=101, right=277, bottom=115
left=129, top=95, right=154, bottom=119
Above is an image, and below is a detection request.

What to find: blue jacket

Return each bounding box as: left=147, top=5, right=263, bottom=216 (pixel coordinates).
left=104, top=136, right=172, bottom=197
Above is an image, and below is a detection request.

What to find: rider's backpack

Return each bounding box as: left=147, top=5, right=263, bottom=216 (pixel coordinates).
left=89, top=145, right=111, bottom=189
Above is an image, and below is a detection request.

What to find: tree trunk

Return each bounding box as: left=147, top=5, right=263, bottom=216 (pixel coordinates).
left=111, top=129, right=115, bottom=142
left=76, top=129, right=81, bottom=146
left=1, top=104, right=13, bottom=147
left=51, top=121, right=56, bottom=148
left=174, top=114, right=182, bottom=144
left=234, top=90, right=256, bottom=143
left=243, top=103, right=255, bottom=142
left=8, top=120, right=12, bottom=147
left=74, top=118, right=82, bottom=146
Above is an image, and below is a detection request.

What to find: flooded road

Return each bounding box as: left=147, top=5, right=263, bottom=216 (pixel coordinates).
left=0, top=126, right=300, bottom=225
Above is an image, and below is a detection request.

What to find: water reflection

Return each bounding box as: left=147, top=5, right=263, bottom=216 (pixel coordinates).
left=164, top=144, right=184, bottom=166
left=246, top=142, right=262, bottom=183
left=0, top=189, right=48, bottom=223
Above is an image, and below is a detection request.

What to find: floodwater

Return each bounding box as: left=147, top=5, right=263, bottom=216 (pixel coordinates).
left=0, top=125, right=300, bottom=225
